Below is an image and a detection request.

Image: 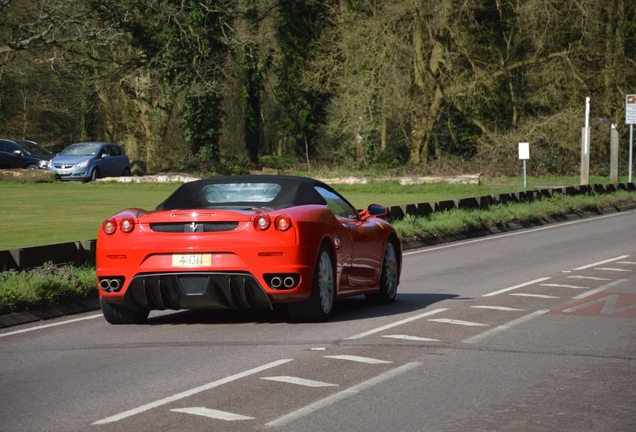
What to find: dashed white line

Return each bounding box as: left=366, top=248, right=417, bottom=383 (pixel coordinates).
left=593, top=268, right=632, bottom=272
left=383, top=335, right=441, bottom=342
left=93, top=359, right=294, bottom=425
left=510, top=293, right=560, bottom=299
left=617, top=261, right=636, bottom=265
left=572, top=279, right=627, bottom=300
left=573, top=255, right=630, bottom=270
left=429, top=318, right=489, bottom=327
left=171, top=407, right=254, bottom=421
left=482, top=277, right=551, bottom=297
left=265, top=362, right=422, bottom=428
left=567, top=276, right=611, bottom=281
left=463, top=310, right=550, bottom=344
left=540, top=283, right=588, bottom=289
left=346, top=308, right=448, bottom=340
left=261, top=376, right=338, bottom=387
left=471, top=306, right=524, bottom=312
left=324, top=355, right=392, bottom=364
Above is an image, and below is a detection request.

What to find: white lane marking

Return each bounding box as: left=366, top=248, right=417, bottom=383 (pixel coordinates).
left=0, top=314, right=102, bottom=338
left=171, top=407, right=254, bottom=421
left=265, top=362, right=421, bottom=428
left=510, top=293, right=560, bottom=299
left=483, top=278, right=551, bottom=297
left=402, top=212, right=635, bottom=257
left=573, top=255, right=630, bottom=270
left=617, top=261, right=636, bottom=265
left=346, top=308, right=448, bottom=340
left=261, top=376, right=338, bottom=387
left=540, top=283, right=588, bottom=289
left=324, top=355, right=392, bottom=364
left=567, top=276, right=611, bottom=281
left=383, top=335, right=441, bottom=342
left=572, top=279, right=627, bottom=300
left=471, top=306, right=524, bottom=312
left=593, top=268, right=632, bottom=272
left=93, top=359, right=293, bottom=425
left=463, top=310, right=550, bottom=344
left=428, top=318, right=489, bottom=327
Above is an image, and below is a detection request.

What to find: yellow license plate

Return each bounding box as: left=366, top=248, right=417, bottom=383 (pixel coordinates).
left=172, top=254, right=212, bottom=267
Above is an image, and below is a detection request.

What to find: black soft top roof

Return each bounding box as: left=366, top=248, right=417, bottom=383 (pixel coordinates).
left=156, top=175, right=339, bottom=210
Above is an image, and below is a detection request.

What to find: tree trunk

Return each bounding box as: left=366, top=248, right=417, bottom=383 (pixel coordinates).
left=410, top=1, right=451, bottom=165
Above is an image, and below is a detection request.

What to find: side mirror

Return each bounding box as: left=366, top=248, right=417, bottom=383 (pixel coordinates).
left=13, top=150, right=23, bottom=156
left=360, top=203, right=389, bottom=220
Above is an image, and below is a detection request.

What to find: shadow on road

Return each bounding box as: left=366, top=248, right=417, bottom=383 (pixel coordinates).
left=144, top=292, right=464, bottom=326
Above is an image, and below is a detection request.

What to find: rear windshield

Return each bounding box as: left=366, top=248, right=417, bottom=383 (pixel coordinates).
left=202, top=183, right=282, bottom=204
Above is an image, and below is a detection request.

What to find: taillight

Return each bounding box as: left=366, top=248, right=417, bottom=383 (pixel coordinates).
left=102, top=219, right=117, bottom=235
left=274, top=215, right=292, bottom=231
left=120, top=217, right=135, bottom=233
left=254, top=215, right=271, bottom=230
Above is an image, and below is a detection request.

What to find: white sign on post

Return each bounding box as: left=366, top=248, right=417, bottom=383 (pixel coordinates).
left=627, top=95, right=636, bottom=125
left=518, top=142, right=529, bottom=187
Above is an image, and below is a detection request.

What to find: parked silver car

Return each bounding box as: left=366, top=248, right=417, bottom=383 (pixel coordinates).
left=48, top=142, right=131, bottom=181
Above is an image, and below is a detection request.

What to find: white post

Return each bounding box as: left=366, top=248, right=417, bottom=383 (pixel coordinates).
left=581, top=97, right=591, bottom=185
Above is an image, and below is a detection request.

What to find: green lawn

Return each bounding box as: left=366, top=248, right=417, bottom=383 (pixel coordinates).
left=0, top=175, right=623, bottom=250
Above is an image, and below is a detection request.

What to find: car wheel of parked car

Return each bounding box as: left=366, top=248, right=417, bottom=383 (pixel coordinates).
left=90, top=168, right=100, bottom=182
left=100, top=298, right=149, bottom=324
left=122, top=167, right=131, bottom=176
left=26, top=164, right=38, bottom=170
left=287, top=243, right=334, bottom=322
left=366, top=239, right=399, bottom=304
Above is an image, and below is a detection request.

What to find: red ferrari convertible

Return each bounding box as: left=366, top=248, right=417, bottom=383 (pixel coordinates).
left=96, top=175, right=402, bottom=324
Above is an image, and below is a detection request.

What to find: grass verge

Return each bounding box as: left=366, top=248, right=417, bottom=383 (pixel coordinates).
left=0, top=262, right=96, bottom=315
left=391, top=191, right=636, bottom=242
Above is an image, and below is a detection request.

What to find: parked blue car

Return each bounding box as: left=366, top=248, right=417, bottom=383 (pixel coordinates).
left=48, top=142, right=131, bottom=182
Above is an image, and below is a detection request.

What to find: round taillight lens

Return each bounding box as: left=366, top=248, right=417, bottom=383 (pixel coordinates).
left=102, top=219, right=117, bottom=235
left=120, top=218, right=135, bottom=233
left=275, top=215, right=292, bottom=231
left=254, top=215, right=271, bottom=230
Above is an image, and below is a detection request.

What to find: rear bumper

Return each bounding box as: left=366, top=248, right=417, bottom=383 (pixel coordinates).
left=101, top=272, right=273, bottom=312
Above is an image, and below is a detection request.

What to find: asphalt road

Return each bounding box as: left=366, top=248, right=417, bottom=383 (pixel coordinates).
left=1, top=210, right=636, bottom=432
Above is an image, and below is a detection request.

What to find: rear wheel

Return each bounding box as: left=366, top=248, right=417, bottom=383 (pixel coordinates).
left=90, top=168, right=100, bottom=182
left=287, top=244, right=334, bottom=322
left=122, top=167, right=131, bottom=176
left=100, top=298, right=149, bottom=324
left=366, top=240, right=398, bottom=304
left=26, top=164, right=38, bottom=170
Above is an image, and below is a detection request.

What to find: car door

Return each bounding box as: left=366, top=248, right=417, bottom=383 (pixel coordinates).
left=0, top=142, right=9, bottom=168
left=2, top=142, right=23, bottom=168
left=314, top=186, right=384, bottom=291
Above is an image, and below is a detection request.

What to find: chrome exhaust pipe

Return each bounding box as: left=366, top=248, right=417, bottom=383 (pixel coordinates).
left=99, top=279, right=110, bottom=290
left=270, top=277, right=282, bottom=288
left=283, top=277, right=295, bottom=288
left=109, top=279, right=120, bottom=291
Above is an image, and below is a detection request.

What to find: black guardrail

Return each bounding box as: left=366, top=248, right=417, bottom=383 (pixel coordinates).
left=1, top=183, right=634, bottom=272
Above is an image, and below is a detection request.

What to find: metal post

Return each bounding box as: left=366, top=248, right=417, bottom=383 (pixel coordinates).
left=523, top=160, right=527, bottom=188
left=630, top=124, right=634, bottom=184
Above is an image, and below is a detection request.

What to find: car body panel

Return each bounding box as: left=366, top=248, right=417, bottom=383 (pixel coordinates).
left=48, top=142, right=130, bottom=181
left=96, top=175, right=402, bottom=321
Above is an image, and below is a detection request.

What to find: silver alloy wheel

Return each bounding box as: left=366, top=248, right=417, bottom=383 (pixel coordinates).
left=317, top=250, right=334, bottom=314
left=383, top=242, right=398, bottom=299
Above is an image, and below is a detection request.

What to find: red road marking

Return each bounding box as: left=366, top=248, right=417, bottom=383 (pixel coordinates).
left=551, top=292, right=636, bottom=318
